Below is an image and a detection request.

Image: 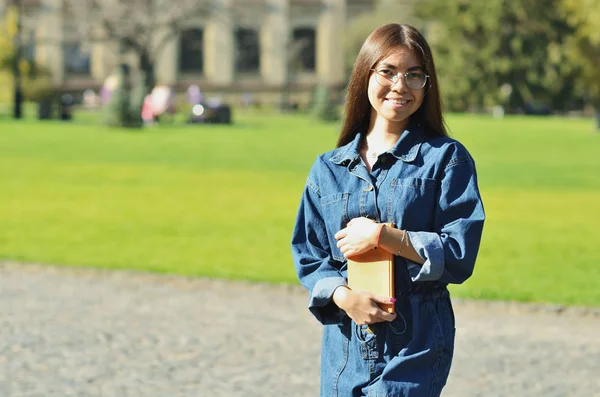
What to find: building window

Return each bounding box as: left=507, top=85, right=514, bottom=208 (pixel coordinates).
left=235, top=27, right=260, bottom=73
left=63, top=42, right=90, bottom=76
left=292, top=27, right=316, bottom=72
left=179, top=28, right=204, bottom=73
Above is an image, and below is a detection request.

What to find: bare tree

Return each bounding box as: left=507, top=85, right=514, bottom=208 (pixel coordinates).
left=62, top=0, right=217, bottom=91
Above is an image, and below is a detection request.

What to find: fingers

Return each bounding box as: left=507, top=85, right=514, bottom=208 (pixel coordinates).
left=377, top=309, right=397, bottom=322
left=355, top=295, right=398, bottom=324
left=338, top=240, right=369, bottom=258
left=334, top=228, right=347, bottom=241
left=372, top=295, right=397, bottom=322
left=354, top=307, right=396, bottom=325
left=371, top=295, right=397, bottom=306
left=336, top=238, right=349, bottom=251
left=339, top=217, right=374, bottom=237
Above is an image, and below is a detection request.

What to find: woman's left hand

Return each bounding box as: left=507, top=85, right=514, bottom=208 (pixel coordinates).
left=335, top=217, right=381, bottom=258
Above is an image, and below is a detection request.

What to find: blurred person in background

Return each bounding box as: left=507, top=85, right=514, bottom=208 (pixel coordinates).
left=291, top=24, right=485, bottom=397
left=187, top=84, right=204, bottom=106
left=150, top=84, right=176, bottom=122
left=142, top=93, right=155, bottom=126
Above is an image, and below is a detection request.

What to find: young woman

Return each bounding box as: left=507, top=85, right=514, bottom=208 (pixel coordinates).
left=291, top=24, right=485, bottom=397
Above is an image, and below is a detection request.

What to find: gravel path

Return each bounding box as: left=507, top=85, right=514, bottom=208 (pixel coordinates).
left=1, top=262, right=599, bottom=397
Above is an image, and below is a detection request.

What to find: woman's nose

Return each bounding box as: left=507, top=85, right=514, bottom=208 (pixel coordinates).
left=390, top=75, right=408, bottom=92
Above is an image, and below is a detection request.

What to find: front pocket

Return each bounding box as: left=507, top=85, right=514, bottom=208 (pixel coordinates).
left=354, top=323, right=379, bottom=360
left=386, top=301, right=412, bottom=355
left=319, top=192, right=350, bottom=261
left=424, top=301, right=446, bottom=351
left=388, top=177, right=439, bottom=229
left=388, top=311, right=407, bottom=335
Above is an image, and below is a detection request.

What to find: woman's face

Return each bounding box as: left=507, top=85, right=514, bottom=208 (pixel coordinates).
left=367, top=46, right=426, bottom=130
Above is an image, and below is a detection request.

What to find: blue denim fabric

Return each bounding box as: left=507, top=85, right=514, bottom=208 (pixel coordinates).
left=291, top=124, right=485, bottom=396
left=321, top=290, right=455, bottom=397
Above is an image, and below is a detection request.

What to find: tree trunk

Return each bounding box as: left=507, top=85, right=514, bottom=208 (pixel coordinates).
left=139, top=51, right=155, bottom=93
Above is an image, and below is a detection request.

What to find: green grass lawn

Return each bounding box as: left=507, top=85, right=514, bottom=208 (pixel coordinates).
left=1, top=110, right=599, bottom=306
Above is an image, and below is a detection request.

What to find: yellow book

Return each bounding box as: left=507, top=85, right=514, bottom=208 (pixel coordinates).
left=347, top=243, right=395, bottom=314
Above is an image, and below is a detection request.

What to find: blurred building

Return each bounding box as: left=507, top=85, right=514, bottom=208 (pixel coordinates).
left=9, top=0, right=375, bottom=105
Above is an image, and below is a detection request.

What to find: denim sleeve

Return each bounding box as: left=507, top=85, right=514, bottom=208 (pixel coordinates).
left=407, top=152, right=485, bottom=284
left=291, top=166, right=347, bottom=324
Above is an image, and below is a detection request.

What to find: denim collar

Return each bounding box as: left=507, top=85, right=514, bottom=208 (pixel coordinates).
left=330, top=124, right=424, bottom=166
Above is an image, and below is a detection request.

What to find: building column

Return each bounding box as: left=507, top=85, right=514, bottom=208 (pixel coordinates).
left=260, top=0, right=290, bottom=86
left=154, top=30, right=180, bottom=85
left=204, top=0, right=234, bottom=85
left=90, top=43, right=107, bottom=81
left=36, top=0, right=64, bottom=85
left=316, top=0, right=346, bottom=86
left=90, top=33, right=119, bottom=82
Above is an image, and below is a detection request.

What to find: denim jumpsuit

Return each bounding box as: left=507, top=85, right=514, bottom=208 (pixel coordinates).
left=291, top=124, right=485, bottom=397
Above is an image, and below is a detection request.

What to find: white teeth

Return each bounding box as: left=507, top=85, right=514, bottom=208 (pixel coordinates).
left=388, top=99, right=408, bottom=105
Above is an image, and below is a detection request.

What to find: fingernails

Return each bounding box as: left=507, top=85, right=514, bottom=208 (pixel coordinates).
left=390, top=297, right=396, bottom=303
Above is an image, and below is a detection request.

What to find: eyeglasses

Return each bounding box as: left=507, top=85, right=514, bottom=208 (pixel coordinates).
left=371, top=68, right=429, bottom=90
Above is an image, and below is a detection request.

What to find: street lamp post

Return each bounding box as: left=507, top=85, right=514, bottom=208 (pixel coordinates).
left=12, top=0, right=23, bottom=119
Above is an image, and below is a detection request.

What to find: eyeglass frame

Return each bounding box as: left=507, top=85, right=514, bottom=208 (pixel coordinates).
left=370, top=67, right=430, bottom=90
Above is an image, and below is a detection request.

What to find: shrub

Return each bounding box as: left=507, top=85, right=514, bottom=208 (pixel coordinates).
left=309, top=84, right=339, bottom=121
left=103, top=65, right=146, bottom=128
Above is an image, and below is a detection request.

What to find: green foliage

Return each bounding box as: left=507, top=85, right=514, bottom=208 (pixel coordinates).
left=0, top=70, right=13, bottom=103
left=309, top=84, right=339, bottom=121
left=0, top=113, right=599, bottom=306
left=0, top=6, right=55, bottom=105
left=561, top=0, right=600, bottom=108
left=104, top=68, right=129, bottom=127
left=21, top=62, right=54, bottom=102
left=0, top=5, right=17, bottom=70
left=128, top=71, right=147, bottom=128
left=0, top=66, right=55, bottom=105
left=103, top=66, right=144, bottom=128
left=417, top=0, right=582, bottom=112
left=343, top=0, right=421, bottom=76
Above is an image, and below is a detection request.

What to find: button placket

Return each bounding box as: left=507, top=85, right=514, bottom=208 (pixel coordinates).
left=361, top=182, right=379, bottom=220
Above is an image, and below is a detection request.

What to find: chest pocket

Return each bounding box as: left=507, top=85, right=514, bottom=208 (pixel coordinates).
left=388, top=177, right=439, bottom=230
left=319, top=192, right=350, bottom=262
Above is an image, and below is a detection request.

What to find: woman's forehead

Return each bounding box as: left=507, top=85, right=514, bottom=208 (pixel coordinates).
left=375, top=46, right=422, bottom=69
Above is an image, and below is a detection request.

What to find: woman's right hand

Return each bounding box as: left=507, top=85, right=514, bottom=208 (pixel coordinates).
left=332, top=286, right=397, bottom=325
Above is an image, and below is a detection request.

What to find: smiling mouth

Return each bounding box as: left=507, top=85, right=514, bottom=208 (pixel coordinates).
left=386, top=99, right=410, bottom=105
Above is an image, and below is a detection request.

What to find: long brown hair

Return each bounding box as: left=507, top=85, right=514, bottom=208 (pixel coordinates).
left=337, top=24, right=447, bottom=148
